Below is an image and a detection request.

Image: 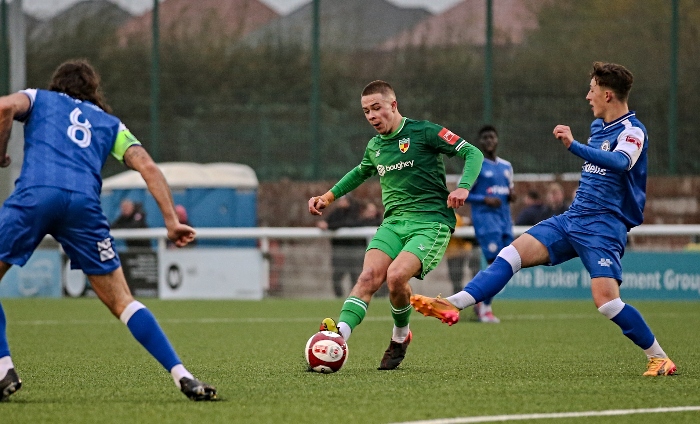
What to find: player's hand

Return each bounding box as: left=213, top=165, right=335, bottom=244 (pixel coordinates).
left=308, top=194, right=333, bottom=215
left=167, top=223, right=196, bottom=247
left=447, top=188, right=470, bottom=209
left=0, top=154, right=11, bottom=168
left=484, top=196, right=502, bottom=208
left=553, top=125, right=574, bottom=148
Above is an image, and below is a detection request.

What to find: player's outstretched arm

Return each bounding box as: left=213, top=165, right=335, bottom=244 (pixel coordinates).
left=123, top=145, right=195, bottom=247
left=0, top=93, right=30, bottom=168
left=554, top=124, right=631, bottom=172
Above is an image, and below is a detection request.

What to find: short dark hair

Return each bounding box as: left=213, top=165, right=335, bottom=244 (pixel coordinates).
left=590, top=61, right=634, bottom=102
left=362, top=80, right=395, bottom=98
left=478, top=124, right=498, bottom=137
left=48, top=59, right=111, bottom=113
left=526, top=190, right=540, bottom=200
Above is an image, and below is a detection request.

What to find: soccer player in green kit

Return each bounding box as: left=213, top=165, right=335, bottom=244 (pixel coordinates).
left=308, top=80, right=483, bottom=369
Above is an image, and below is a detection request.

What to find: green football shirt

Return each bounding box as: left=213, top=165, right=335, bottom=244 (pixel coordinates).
left=330, top=118, right=483, bottom=229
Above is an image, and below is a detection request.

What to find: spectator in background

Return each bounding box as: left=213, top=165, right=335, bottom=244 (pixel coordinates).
left=317, top=195, right=366, bottom=298
left=515, top=190, right=549, bottom=226
left=168, top=205, right=196, bottom=248
left=358, top=201, right=387, bottom=296
left=545, top=182, right=568, bottom=217
left=111, top=199, right=150, bottom=249
left=359, top=201, right=382, bottom=227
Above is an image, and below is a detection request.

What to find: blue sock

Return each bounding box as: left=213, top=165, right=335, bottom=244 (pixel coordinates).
left=0, top=301, right=9, bottom=358
left=465, top=256, right=514, bottom=303
left=610, top=304, right=655, bottom=350
left=123, top=304, right=181, bottom=371
left=483, top=297, right=494, bottom=306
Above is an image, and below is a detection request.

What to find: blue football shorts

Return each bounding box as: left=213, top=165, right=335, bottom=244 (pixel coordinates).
left=0, top=186, right=121, bottom=275
left=526, top=212, right=627, bottom=282
left=476, top=231, right=514, bottom=263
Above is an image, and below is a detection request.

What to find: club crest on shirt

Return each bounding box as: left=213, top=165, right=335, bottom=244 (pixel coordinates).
left=601, top=140, right=611, bottom=151
left=398, top=138, right=410, bottom=153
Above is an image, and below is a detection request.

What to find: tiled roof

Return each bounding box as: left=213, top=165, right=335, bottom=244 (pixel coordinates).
left=380, top=0, right=548, bottom=49
left=116, top=0, right=279, bottom=46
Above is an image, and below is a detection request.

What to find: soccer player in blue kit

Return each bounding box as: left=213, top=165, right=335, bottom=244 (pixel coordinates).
left=0, top=60, right=217, bottom=400
left=465, top=125, right=514, bottom=323
left=412, top=62, right=676, bottom=376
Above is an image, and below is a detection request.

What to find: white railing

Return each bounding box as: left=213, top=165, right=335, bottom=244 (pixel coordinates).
left=90, top=224, right=700, bottom=300
left=111, top=224, right=700, bottom=244
left=111, top=224, right=700, bottom=273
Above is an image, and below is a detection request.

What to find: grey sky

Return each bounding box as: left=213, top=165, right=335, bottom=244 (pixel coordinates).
left=23, top=0, right=463, bottom=19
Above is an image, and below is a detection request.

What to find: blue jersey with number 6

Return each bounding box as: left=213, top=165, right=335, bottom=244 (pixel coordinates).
left=16, top=89, right=126, bottom=198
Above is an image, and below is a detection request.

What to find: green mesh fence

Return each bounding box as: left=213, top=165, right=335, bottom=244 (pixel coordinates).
left=21, top=0, right=700, bottom=180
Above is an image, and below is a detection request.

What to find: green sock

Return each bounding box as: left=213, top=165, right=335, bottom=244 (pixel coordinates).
left=338, top=296, right=368, bottom=330
left=391, top=302, right=412, bottom=328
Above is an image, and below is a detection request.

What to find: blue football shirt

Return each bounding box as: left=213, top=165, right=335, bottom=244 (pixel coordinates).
left=568, top=111, right=647, bottom=229
left=15, top=89, right=140, bottom=198
left=466, top=157, right=514, bottom=237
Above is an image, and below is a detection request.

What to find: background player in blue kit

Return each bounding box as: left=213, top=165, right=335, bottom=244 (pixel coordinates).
left=0, top=60, right=217, bottom=400
left=465, top=125, right=514, bottom=323
left=412, top=62, right=676, bottom=376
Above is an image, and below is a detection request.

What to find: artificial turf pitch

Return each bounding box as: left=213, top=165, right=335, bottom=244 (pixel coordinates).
left=1, top=298, right=698, bottom=423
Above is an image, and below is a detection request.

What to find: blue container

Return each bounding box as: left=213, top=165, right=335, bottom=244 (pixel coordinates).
left=101, top=162, right=258, bottom=247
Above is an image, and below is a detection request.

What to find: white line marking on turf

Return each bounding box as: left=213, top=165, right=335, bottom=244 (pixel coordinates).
left=10, top=312, right=688, bottom=326
left=9, top=316, right=395, bottom=326
left=389, top=406, right=700, bottom=424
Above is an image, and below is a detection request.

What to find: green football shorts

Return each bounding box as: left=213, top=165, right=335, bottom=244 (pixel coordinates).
left=367, top=218, right=452, bottom=279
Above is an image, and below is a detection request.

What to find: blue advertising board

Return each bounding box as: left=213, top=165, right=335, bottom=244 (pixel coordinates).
left=0, top=250, right=62, bottom=298
left=498, top=251, right=700, bottom=300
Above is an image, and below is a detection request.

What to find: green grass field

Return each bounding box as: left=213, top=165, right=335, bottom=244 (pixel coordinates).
left=1, top=298, right=698, bottom=423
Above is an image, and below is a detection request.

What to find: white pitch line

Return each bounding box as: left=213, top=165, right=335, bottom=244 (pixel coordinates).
left=8, top=316, right=395, bottom=326
left=389, top=406, right=700, bottom=424
left=8, top=311, right=689, bottom=326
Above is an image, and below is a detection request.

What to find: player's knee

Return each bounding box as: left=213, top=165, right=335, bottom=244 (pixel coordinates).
left=591, top=278, right=621, bottom=308
left=385, top=270, right=410, bottom=293
left=597, top=297, right=624, bottom=319
left=497, top=245, right=522, bottom=273
left=356, top=267, right=383, bottom=291
left=87, top=270, right=135, bottom=318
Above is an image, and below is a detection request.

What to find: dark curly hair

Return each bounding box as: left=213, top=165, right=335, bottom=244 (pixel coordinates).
left=48, top=59, right=111, bottom=113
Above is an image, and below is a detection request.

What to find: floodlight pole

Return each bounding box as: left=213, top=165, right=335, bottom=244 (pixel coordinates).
left=0, top=0, right=8, bottom=96
left=668, top=0, right=678, bottom=175
left=310, top=0, right=321, bottom=179
left=150, top=0, right=161, bottom=162
left=483, top=0, right=493, bottom=125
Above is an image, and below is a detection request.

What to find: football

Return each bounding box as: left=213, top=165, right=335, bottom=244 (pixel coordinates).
left=305, top=331, right=348, bottom=373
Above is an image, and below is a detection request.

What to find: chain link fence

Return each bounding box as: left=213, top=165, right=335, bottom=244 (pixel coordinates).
left=15, top=0, right=699, bottom=181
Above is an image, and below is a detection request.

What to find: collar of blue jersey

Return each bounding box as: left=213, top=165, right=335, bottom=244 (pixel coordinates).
left=379, top=117, right=407, bottom=140
left=602, top=111, right=635, bottom=130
